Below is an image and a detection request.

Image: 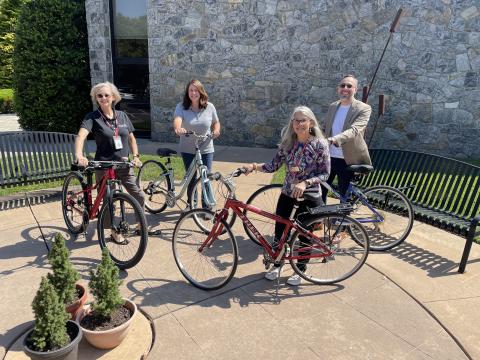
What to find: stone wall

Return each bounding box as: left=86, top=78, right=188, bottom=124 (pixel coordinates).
left=85, top=0, right=114, bottom=86
left=88, top=0, right=479, bottom=158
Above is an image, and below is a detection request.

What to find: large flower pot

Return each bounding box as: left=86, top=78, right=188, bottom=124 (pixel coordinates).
left=23, top=320, right=82, bottom=360
left=76, top=298, right=137, bottom=350
left=65, top=283, right=88, bottom=320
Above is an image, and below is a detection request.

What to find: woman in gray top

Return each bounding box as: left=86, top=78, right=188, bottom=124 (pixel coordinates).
left=172, top=79, right=221, bottom=208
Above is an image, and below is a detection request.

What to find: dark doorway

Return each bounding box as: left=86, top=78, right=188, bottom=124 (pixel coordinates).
left=111, top=0, right=150, bottom=138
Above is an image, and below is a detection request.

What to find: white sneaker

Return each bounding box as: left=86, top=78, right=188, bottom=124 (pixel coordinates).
left=265, top=266, right=282, bottom=281
left=287, top=274, right=302, bottom=286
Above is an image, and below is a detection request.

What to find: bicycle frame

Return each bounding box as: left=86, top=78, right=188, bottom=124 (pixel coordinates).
left=321, top=180, right=385, bottom=225
left=68, top=167, right=121, bottom=222
left=200, top=198, right=337, bottom=262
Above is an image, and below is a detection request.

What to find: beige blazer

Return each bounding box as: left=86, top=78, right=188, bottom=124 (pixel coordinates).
left=323, top=98, right=372, bottom=165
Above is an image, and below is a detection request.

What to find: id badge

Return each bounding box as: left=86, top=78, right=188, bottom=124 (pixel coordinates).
left=114, top=136, right=123, bottom=150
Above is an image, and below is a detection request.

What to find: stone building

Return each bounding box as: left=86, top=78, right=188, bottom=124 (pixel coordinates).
left=85, top=0, right=480, bottom=158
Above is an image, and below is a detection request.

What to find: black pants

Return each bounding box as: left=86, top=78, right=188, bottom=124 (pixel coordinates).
left=274, top=193, right=323, bottom=271
left=321, top=157, right=353, bottom=203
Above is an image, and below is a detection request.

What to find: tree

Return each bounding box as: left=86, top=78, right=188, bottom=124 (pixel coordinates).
left=89, top=248, right=124, bottom=319
left=0, top=0, right=25, bottom=88
left=47, top=232, right=80, bottom=304
left=13, top=0, right=91, bottom=133
left=28, top=277, right=70, bottom=351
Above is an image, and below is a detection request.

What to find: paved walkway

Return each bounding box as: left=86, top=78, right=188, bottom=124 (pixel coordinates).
left=1, top=124, right=479, bottom=359
left=0, top=114, right=21, bottom=132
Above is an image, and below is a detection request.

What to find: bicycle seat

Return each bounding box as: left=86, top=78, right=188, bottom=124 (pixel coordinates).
left=157, top=148, right=177, bottom=157
left=301, top=188, right=321, bottom=202
left=346, top=164, right=374, bottom=174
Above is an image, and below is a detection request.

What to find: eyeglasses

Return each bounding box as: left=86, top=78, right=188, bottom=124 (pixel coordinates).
left=293, top=118, right=309, bottom=124
left=339, top=83, right=354, bottom=89
left=96, top=93, right=111, bottom=99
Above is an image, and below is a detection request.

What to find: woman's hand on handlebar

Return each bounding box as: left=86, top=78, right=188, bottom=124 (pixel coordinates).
left=242, top=163, right=256, bottom=175
left=291, top=181, right=307, bottom=199
left=174, top=127, right=187, bottom=136
left=132, top=157, right=142, bottom=168
left=76, top=155, right=88, bottom=167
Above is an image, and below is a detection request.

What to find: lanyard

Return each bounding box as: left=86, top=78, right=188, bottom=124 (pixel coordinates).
left=99, top=110, right=119, bottom=137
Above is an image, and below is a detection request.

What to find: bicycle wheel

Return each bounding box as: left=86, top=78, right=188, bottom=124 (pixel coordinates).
left=172, top=208, right=238, bottom=290
left=62, top=172, right=88, bottom=234
left=188, top=176, right=237, bottom=233
left=136, top=160, right=171, bottom=214
left=97, top=192, right=148, bottom=269
left=289, top=214, right=369, bottom=285
left=243, top=184, right=282, bottom=246
left=351, top=186, right=413, bottom=251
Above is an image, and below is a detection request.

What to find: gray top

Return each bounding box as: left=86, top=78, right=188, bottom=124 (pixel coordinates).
left=174, top=102, right=219, bottom=154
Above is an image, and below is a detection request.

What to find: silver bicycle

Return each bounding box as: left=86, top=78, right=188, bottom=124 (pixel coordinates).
left=136, top=131, right=236, bottom=229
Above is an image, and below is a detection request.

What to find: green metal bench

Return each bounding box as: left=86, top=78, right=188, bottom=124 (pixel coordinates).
left=0, top=131, right=77, bottom=188
left=357, top=149, right=480, bottom=273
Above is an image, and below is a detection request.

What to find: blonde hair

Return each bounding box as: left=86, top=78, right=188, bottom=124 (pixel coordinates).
left=90, top=82, right=122, bottom=107
left=279, top=106, right=325, bottom=152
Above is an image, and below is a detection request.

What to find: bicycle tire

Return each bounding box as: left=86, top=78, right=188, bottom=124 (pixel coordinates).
left=136, top=159, right=171, bottom=214
left=289, top=213, right=369, bottom=285
left=243, top=184, right=282, bottom=246
left=351, top=185, right=413, bottom=251
left=62, top=171, right=88, bottom=234
left=172, top=208, right=238, bottom=290
left=188, top=176, right=237, bottom=233
left=97, top=192, right=148, bottom=269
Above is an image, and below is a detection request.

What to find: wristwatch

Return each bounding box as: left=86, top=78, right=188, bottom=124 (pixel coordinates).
left=133, top=154, right=140, bottom=158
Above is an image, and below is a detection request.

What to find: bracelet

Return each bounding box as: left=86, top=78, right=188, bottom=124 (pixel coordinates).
left=133, top=154, right=140, bottom=158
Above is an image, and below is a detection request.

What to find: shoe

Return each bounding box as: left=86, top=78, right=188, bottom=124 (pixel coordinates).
left=110, top=231, right=125, bottom=243
left=200, top=213, right=214, bottom=221
left=148, top=227, right=162, bottom=236
left=287, top=274, right=302, bottom=286
left=265, top=266, right=282, bottom=281
left=182, top=204, right=191, bottom=213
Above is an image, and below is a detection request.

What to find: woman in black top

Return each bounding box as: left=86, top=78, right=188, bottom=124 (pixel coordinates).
left=74, top=82, right=154, bottom=238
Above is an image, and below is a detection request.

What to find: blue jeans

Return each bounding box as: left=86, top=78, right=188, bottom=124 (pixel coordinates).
left=181, top=152, right=214, bottom=205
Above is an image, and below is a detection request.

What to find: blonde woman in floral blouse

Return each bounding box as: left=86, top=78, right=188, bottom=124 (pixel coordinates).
left=243, top=106, right=330, bottom=286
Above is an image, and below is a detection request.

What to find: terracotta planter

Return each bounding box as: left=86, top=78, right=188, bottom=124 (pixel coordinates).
left=76, top=298, right=137, bottom=350
left=23, top=320, right=82, bottom=360
left=65, top=283, right=88, bottom=320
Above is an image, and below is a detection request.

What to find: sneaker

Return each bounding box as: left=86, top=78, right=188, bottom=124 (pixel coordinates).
left=265, top=266, right=282, bottom=281
left=110, top=231, right=125, bottom=244
left=148, top=227, right=162, bottom=236
left=287, top=274, right=302, bottom=286
left=200, top=213, right=214, bottom=221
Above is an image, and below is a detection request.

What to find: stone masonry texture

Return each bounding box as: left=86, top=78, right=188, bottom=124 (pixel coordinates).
left=86, top=0, right=480, bottom=158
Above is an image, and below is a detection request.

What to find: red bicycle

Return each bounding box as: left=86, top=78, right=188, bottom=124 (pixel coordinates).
left=62, top=160, right=148, bottom=269
left=172, top=169, right=369, bottom=290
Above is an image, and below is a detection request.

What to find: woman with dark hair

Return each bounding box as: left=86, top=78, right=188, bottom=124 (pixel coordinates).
left=172, top=79, right=221, bottom=208
left=243, top=106, right=330, bottom=286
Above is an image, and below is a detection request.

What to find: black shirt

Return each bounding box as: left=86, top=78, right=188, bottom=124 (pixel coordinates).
left=81, top=110, right=135, bottom=161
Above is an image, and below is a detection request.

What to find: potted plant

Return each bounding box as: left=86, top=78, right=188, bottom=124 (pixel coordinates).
left=48, top=233, right=87, bottom=320
left=23, top=277, right=82, bottom=360
left=77, top=248, right=137, bottom=349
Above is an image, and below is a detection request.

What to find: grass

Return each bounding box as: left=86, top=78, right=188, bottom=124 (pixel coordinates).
left=0, top=154, right=185, bottom=197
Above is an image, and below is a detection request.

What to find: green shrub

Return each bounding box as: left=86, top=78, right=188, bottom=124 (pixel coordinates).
left=89, top=248, right=124, bottom=319
left=0, top=0, right=25, bottom=88
left=47, top=233, right=80, bottom=304
left=28, top=277, right=70, bottom=351
left=0, top=88, right=14, bottom=113
left=13, top=0, right=91, bottom=133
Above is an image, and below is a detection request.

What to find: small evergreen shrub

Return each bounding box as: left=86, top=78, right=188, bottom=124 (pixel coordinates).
left=47, top=233, right=80, bottom=304
left=89, top=248, right=124, bottom=319
left=28, top=277, right=70, bottom=351
left=13, top=0, right=90, bottom=133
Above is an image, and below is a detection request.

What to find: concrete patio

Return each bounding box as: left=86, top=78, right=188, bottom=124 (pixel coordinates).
left=0, top=141, right=479, bottom=359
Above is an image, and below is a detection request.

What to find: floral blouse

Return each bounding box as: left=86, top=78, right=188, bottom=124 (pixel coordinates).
left=262, top=137, right=330, bottom=197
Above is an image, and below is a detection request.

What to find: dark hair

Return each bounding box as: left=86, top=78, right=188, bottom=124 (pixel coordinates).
left=182, top=79, right=208, bottom=110
left=340, top=74, right=358, bottom=87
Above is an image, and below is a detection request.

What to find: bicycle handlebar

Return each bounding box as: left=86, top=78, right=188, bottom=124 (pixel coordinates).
left=72, top=159, right=134, bottom=172
left=184, top=131, right=213, bottom=139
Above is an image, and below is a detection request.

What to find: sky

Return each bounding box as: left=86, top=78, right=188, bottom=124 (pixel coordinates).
left=115, top=0, right=147, bottom=19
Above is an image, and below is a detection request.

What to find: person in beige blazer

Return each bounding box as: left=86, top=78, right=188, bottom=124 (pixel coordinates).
left=321, top=74, right=372, bottom=202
